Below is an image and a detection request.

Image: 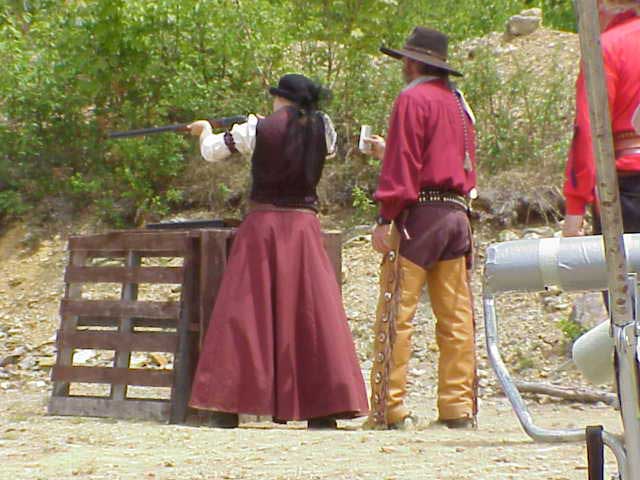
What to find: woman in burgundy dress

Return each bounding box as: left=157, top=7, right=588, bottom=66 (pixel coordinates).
left=187, top=74, right=368, bottom=429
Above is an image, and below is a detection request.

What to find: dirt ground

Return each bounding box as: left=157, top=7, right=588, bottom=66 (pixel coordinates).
left=0, top=222, right=626, bottom=479
left=0, top=387, right=622, bottom=480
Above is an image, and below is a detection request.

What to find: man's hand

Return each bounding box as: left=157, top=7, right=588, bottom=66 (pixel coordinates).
left=562, top=214, right=585, bottom=237
left=364, top=135, right=386, bottom=161
left=188, top=120, right=212, bottom=137
left=372, top=224, right=392, bottom=254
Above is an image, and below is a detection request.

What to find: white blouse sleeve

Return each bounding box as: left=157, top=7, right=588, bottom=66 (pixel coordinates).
left=319, top=112, right=337, bottom=158
left=199, top=114, right=259, bottom=163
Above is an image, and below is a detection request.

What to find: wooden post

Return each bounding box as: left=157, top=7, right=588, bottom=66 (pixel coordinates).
left=574, top=1, right=640, bottom=478
left=170, top=235, right=198, bottom=424
left=575, top=0, right=629, bottom=323
left=111, top=251, right=140, bottom=401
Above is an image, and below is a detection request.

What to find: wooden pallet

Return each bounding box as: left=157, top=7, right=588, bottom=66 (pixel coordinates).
left=48, top=231, right=198, bottom=423
left=48, top=227, right=343, bottom=424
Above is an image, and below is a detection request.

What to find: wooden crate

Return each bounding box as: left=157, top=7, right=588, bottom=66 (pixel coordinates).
left=48, top=231, right=198, bottom=423
left=48, top=227, right=343, bottom=424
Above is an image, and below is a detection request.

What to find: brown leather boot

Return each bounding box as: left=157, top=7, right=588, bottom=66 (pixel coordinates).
left=307, top=416, right=338, bottom=430
left=437, top=416, right=477, bottom=430
left=207, top=411, right=239, bottom=429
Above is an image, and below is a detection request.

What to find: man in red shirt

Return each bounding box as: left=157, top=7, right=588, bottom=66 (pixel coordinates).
left=364, top=27, right=478, bottom=429
left=563, top=0, right=640, bottom=237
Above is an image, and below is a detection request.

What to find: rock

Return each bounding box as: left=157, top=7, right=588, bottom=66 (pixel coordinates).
left=7, top=277, right=23, bottom=288
left=72, top=350, right=96, bottom=365
left=498, top=230, right=519, bottom=242
left=569, top=292, right=607, bottom=331
left=506, top=9, right=542, bottom=38
left=18, top=356, right=37, bottom=370
left=0, top=346, right=28, bottom=367
left=37, top=356, right=56, bottom=368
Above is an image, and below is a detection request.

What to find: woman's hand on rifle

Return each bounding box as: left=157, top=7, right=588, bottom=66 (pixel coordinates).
left=188, top=120, right=212, bottom=137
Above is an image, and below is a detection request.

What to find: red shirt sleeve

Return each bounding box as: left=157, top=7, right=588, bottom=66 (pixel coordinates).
left=564, top=57, right=619, bottom=215
left=374, top=93, right=427, bottom=220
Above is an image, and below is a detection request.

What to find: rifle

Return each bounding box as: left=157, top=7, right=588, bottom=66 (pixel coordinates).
left=108, top=115, right=247, bottom=139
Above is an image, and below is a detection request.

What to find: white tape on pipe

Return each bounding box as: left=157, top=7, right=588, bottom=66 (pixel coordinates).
left=538, top=237, right=562, bottom=288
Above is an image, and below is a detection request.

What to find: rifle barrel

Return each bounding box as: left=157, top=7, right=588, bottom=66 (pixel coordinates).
left=107, top=115, right=248, bottom=139
left=108, top=124, right=188, bottom=139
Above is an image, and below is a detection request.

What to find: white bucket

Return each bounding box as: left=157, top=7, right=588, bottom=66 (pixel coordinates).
left=572, top=320, right=615, bottom=385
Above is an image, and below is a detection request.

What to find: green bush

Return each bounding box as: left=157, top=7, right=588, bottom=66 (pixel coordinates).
left=459, top=47, right=574, bottom=174
left=0, top=0, right=576, bottom=226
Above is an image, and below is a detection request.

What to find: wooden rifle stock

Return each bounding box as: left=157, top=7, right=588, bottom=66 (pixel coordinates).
left=108, top=115, right=247, bottom=139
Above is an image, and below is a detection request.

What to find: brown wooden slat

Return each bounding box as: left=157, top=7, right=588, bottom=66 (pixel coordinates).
left=322, top=230, right=343, bottom=285
left=52, top=366, right=173, bottom=387
left=61, top=299, right=180, bottom=319
left=48, top=396, right=170, bottom=422
left=199, top=230, right=232, bottom=338
left=170, top=235, right=199, bottom=424
left=77, top=317, right=177, bottom=330
left=52, top=251, right=87, bottom=398
left=69, top=232, right=189, bottom=253
left=65, top=266, right=183, bottom=284
left=83, top=250, right=185, bottom=259
left=58, top=331, right=178, bottom=353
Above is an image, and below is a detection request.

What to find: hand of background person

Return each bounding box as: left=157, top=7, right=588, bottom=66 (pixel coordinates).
left=371, top=223, right=392, bottom=254
left=188, top=120, right=212, bottom=137
left=364, top=135, right=386, bottom=161
left=562, top=214, right=585, bottom=237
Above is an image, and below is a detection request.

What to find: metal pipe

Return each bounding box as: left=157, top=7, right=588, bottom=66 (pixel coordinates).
left=484, top=295, right=585, bottom=442
left=603, top=431, right=627, bottom=480
left=485, top=294, right=631, bottom=477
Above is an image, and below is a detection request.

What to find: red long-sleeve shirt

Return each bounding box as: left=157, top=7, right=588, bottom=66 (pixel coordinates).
left=374, top=78, right=477, bottom=221
left=564, top=12, right=640, bottom=215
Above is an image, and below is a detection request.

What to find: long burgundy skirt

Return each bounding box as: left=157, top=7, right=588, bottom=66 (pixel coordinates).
left=189, top=209, right=369, bottom=421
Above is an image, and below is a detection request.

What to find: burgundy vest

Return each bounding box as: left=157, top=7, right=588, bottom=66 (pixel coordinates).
left=250, top=106, right=327, bottom=210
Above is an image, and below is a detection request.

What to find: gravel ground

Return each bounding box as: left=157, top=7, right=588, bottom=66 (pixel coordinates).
left=0, top=219, right=625, bottom=479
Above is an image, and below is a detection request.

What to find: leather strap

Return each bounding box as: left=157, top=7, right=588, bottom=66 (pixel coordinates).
left=616, top=148, right=640, bottom=159
left=223, top=131, right=238, bottom=154
left=613, top=131, right=640, bottom=158
left=417, top=188, right=468, bottom=211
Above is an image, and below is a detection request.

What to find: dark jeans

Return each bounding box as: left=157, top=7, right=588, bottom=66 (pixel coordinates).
left=592, top=174, right=640, bottom=310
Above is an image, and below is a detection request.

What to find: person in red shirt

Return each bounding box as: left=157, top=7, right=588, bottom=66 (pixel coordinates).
left=563, top=0, right=640, bottom=237
left=363, top=27, right=478, bottom=430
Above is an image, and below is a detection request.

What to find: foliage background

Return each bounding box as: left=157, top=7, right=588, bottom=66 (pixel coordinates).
left=0, top=0, right=576, bottom=226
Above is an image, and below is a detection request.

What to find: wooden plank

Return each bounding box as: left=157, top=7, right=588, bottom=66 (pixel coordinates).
left=48, top=396, right=170, bottom=422
left=52, top=366, right=174, bottom=387
left=83, top=250, right=185, bottom=259
left=69, top=232, right=189, bottom=253
left=77, top=317, right=178, bottom=330
left=65, top=266, right=183, bottom=284
left=575, top=0, right=630, bottom=322
left=58, top=330, right=178, bottom=353
left=170, top=236, right=198, bottom=424
left=322, top=230, right=343, bottom=285
left=575, top=2, right=640, bottom=476
left=52, top=251, right=87, bottom=397
left=61, top=299, right=180, bottom=319
left=198, top=230, right=232, bottom=339
left=112, top=251, right=139, bottom=400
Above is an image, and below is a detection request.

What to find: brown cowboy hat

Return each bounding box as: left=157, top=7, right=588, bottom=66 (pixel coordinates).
left=380, top=26, right=462, bottom=77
